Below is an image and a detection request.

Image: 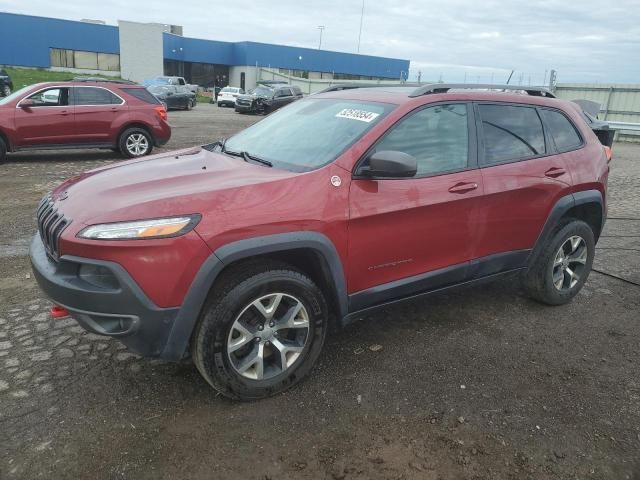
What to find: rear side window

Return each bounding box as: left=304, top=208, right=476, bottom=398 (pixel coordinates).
left=479, top=104, right=546, bottom=165
left=121, top=88, right=161, bottom=105
left=539, top=109, right=582, bottom=152
left=375, top=103, right=469, bottom=176
left=73, top=87, right=121, bottom=105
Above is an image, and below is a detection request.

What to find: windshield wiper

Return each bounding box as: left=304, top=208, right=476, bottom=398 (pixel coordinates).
left=223, top=148, right=272, bottom=167
left=202, top=138, right=226, bottom=152
left=242, top=151, right=272, bottom=167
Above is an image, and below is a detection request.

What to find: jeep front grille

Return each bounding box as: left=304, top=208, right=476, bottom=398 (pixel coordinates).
left=37, top=196, right=70, bottom=261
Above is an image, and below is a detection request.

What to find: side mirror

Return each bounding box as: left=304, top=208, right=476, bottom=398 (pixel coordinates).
left=20, top=99, right=35, bottom=108
left=358, top=151, right=417, bottom=178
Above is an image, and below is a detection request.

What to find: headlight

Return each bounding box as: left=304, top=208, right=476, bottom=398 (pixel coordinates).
left=78, top=215, right=201, bottom=240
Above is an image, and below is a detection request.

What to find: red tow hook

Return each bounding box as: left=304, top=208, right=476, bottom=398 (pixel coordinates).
left=50, top=305, right=70, bottom=319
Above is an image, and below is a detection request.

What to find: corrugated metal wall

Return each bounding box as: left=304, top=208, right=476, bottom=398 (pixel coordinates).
left=554, top=84, right=640, bottom=142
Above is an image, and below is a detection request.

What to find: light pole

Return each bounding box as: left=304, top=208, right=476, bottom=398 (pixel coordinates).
left=317, top=26, right=325, bottom=49
left=357, top=0, right=365, bottom=52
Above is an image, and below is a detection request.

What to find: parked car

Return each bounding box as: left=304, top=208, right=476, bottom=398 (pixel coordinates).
left=216, top=86, right=245, bottom=107
left=145, top=76, right=198, bottom=94
left=147, top=85, right=196, bottom=110
left=235, top=84, right=303, bottom=114
left=0, top=79, right=170, bottom=162
left=30, top=83, right=610, bottom=400
left=0, top=68, right=13, bottom=97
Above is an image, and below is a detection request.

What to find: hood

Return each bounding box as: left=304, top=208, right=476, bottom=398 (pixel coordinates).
left=238, top=92, right=270, bottom=100
left=51, top=147, right=297, bottom=226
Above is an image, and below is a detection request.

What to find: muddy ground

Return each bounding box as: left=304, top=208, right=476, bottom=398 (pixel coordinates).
left=1, top=104, right=639, bottom=479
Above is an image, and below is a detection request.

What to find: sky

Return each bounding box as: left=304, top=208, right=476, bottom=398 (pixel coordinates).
left=1, top=0, right=639, bottom=83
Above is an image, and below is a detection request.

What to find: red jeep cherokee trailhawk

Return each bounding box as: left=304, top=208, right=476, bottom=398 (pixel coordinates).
left=0, top=79, right=170, bottom=162
left=30, top=84, right=610, bottom=400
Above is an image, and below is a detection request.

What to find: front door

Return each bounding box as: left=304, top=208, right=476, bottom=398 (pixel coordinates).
left=347, top=103, right=483, bottom=305
left=14, top=87, right=75, bottom=147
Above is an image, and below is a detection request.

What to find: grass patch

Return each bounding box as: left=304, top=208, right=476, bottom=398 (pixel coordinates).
left=5, top=67, right=122, bottom=90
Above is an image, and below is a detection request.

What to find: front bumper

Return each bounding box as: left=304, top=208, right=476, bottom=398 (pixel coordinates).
left=234, top=103, right=255, bottom=112
left=30, top=234, right=179, bottom=357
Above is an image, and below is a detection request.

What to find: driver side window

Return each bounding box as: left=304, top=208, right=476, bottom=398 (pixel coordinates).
left=374, top=103, right=469, bottom=176
left=26, top=88, right=69, bottom=107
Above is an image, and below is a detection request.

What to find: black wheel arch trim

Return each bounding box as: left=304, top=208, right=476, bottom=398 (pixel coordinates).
left=161, top=231, right=348, bottom=360
left=529, top=189, right=604, bottom=269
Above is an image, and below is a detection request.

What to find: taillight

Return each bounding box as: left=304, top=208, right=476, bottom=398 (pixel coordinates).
left=154, top=106, right=168, bottom=121
left=603, top=145, right=612, bottom=163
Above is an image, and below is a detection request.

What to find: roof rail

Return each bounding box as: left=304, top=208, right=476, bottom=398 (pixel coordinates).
left=409, top=83, right=555, bottom=98
left=71, top=77, right=137, bottom=85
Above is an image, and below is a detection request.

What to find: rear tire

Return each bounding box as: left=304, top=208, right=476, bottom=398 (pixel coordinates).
left=523, top=219, right=595, bottom=305
left=0, top=137, right=7, bottom=164
left=1, top=85, right=10, bottom=97
left=193, top=263, right=328, bottom=400
left=118, top=128, right=153, bottom=158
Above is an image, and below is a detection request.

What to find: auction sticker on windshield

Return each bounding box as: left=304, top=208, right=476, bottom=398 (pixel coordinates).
left=335, top=109, right=380, bottom=122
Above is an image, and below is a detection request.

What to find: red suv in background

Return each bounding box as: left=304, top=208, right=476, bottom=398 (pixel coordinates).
left=30, top=84, right=610, bottom=400
left=0, top=79, right=170, bottom=162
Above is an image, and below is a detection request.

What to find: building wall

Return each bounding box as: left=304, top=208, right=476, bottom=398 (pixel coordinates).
left=163, top=34, right=234, bottom=65
left=0, top=12, right=410, bottom=81
left=118, top=21, right=165, bottom=82
left=0, top=12, right=119, bottom=68
left=555, top=83, right=640, bottom=142
left=229, top=66, right=259, bottom=91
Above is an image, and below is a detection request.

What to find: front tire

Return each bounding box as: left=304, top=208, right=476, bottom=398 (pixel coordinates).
left=523, top=219, right=595, bottom=305
left=193, top=264, right=328, bottom=400
left=118, top=128, right=153, bottom=158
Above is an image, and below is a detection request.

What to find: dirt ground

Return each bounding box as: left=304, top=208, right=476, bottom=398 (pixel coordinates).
left=1, top=104, right=639, bottom=480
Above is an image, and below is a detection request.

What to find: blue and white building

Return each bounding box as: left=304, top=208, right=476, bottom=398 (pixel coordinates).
left=0, top=12, right=410, bottom=90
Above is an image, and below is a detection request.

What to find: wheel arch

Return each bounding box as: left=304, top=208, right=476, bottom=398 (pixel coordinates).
left=161, top=232, right=348, bottom=360
left=529, top=190, right=604, bottom=268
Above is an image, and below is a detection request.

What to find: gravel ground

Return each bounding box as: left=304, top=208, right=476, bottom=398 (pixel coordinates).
left=0, top=104, right=639, bottom=479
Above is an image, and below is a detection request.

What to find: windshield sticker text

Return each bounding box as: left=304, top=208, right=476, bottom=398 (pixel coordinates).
left=335, top=109, right=380, bottom=123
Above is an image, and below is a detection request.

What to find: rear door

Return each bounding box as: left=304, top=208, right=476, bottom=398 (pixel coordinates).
left=274, top=88, right=294, bottom=108
left=348, top=102, right=483, bottom=299
left=71, top=86, right=126, bottom=144
left=14, top=87, right=74, bottom=147
left=474, top=102, right=572, bottom=260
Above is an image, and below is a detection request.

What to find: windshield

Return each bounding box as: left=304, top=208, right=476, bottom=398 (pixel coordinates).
left=148, top=86, right=170, bottom=95
left=0, top=85, right=33, bottom=105
left=249, top=86, right=273, bottom=96
left=223, top=98, right=394, bottom=172
left=221, top=87, right=234, bottom=93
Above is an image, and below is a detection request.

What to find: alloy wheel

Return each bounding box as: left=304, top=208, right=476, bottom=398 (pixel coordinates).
left=552, top=235, right=588, bottom=290
left=227, top=293, right=310, bottom=380
left=125, top=133, right=149, bottom=156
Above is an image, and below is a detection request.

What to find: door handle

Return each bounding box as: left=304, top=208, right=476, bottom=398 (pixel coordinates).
left=448, top=182, right=479, bottom=194
left=58, top=110, right=70, bottom=116
left=545, top=167, right=566, bottom=178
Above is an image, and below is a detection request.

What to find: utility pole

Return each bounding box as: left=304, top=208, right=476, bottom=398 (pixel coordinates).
left=357, top=0, right=365, bottom=52
left=417, top=71, right=422, bottom=84
left=317, top=25, right=325, bottom=49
